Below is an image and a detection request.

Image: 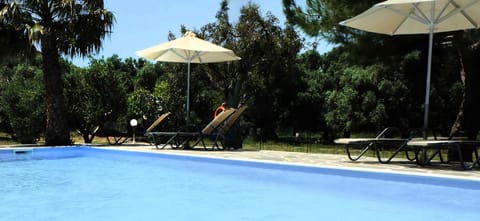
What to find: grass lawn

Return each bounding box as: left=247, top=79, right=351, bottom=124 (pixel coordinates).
left=242, top=138, right=344, bottom=154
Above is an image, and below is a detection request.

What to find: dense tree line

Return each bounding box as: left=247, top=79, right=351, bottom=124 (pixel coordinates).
left=0, top=0, right=114, bottom=145
left=1, top=0, right=479, bottom=145
left=284, top=0, right=480, bottom=140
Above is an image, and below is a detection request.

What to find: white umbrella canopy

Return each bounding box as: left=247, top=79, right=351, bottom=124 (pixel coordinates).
left=136, top=31, right=240, bottom=124
left=340, top=0, right=480, bottom=129
left=136, top=31, right=241, bottom=63
left=341, top=0, right=480, bottom=35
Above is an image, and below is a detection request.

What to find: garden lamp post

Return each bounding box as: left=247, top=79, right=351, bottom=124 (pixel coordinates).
left=130, top=119, right=138, bottom=144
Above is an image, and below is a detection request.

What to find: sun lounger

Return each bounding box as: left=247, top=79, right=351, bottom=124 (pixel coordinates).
left=103, top=112, right=171, bottom=145
left=215, top=105, right=248, bottom=149
left=221, top=105, right=247, bottom=132
left=145, top=109, right=236, bottom=150
left=407, top=140, right=480, bottom=169
left=104, top=131, right=130, bottom=145
left=146, top=112, right=171, bottom=132
left=334, top=127, right=415, bottom=163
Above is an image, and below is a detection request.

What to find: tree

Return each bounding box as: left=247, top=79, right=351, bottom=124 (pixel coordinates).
left=295, top=50, right=328, bottom=133
left=0, top=23, right=36, bottom=62
left=0, top=62, right=45, bottom=143
left=447, top=31, right=480, bottom=140
left=283, top=0, right=376, bottom=44
left=64, top=57, right=128, bottom=143
left=199, top=1, right=303, bottom=142
left=283, top=0, right=480, bottom=140
left=0, top=0, right=114, bottom=145
left=127, top=88, right=162, bottom=130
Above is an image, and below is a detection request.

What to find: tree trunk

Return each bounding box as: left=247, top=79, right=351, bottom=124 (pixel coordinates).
left=224, top=71, right=245, bottom=149
left=449, top=47, right=466, bottom=138
left=463, top=42, right=480, bottom=139
left=41, top=36, right=71, bottom=146
left=448, top=37, right=479, bottom=162
left=448, top=46, right=470, bottom=162
left=461, top=43, right=480, bottom=161
left=82, top=133, right=94, bottom=143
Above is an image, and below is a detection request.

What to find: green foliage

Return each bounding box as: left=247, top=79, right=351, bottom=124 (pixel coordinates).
left=324, top=65, right=385, bottom=135
left=127, top=88, right=161, bottom=128
left=136, top=62, right=164, bottom=91
left=283, top=0, right=480, bottom=139
left=150, top=64, right=189, bottom=126
left=1, top=0, right=115, bottom=145
left=0, top=0, right=477, bottom=145
left=0, top=63, right=45, bottom=143
left=199, top=1, right=304, bottom=139
left=283, top=0, right=377, bottom=43
left=153, top=80, right=170, bottom=109
left=0, top=23, right=37, bottom=61
left=297, top=45, right=415, bottom=139
left=325, top=60, right=407, bottom=135
left=64, top=57, right=128, bottom=143
left=1, top=0, right=115, bottom=57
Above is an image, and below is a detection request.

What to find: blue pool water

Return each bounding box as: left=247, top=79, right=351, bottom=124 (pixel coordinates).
left=1, top=147, right=479, bottom=221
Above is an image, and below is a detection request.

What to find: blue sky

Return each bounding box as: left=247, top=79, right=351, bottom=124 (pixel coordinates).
left=71, top=0, right=332, bottom=66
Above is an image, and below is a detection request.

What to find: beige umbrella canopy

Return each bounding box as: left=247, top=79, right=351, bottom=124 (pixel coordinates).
left=340, top=0, right=480, bottom=129
left=136, top=31, right=240, bottom=124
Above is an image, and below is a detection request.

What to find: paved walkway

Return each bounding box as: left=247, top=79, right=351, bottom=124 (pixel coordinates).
left=103, top=143, right=480, bottom=181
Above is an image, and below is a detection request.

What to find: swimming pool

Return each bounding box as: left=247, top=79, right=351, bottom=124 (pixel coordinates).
left=1, top=147, right=479, bottom=221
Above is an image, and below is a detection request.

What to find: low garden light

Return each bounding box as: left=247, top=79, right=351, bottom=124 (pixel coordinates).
left=130, top=119, right=138, bottom=144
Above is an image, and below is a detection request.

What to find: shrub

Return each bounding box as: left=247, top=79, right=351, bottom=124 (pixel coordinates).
left=0, top=64, right=45, bottom=143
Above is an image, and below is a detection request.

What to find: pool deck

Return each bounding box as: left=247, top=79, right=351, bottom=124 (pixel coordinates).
left=100, top=143, right=480, bottom=181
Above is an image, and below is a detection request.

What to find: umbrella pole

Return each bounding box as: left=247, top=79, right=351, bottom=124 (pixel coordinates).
left=186, top=61, right=191, bottom=126
left=423, top=30, right=434, bottom=130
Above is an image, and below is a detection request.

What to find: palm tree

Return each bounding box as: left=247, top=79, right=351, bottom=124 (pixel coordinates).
left=0, top=23, right=37, bottom=62
left=0, top=0, right=114, bottom=145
